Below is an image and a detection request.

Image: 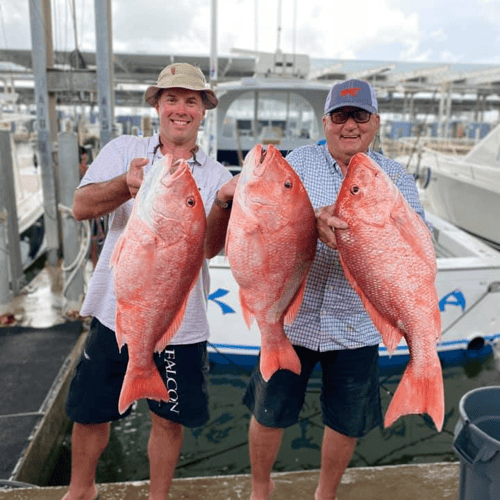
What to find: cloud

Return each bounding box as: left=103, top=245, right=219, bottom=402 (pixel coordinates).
left=430, top=29, right=447, bottom=43
left=1, top=0, right=499, bottom=66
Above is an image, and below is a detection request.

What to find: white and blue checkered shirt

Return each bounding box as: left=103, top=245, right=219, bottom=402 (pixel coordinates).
left=284, top=143, right=428, bottom=351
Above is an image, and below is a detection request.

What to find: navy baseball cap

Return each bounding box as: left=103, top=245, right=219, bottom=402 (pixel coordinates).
left=324, top=79, right=378, bottom=115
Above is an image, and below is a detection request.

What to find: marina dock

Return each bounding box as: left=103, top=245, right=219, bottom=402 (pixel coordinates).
left=0, top=262, right=86, bottom=486
left=0, top=462, right=460, bottom=499
left=0, top=263, right=464, bottom=499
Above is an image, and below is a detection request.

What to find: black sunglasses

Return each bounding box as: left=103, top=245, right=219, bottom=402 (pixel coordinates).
left=329, top=109, right=372, bottom=124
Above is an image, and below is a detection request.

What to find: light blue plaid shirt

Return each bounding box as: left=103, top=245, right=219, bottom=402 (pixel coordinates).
left=284, top=143, right=428, bottom=351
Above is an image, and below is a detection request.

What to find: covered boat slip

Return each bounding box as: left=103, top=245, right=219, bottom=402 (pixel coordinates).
left=0, top=463, right=460, bottom=499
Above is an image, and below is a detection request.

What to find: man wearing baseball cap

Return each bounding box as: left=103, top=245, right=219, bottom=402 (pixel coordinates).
left=241, top=79, right=429, bottom=500
left=62, top=62, right=234, bottom=500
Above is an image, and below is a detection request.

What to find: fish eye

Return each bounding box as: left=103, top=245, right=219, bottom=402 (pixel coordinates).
left=350, top=186, right=360, bottom=195
left=187, top=197, right=196, bottom=207
left=284, top=179, right=292, bottom=189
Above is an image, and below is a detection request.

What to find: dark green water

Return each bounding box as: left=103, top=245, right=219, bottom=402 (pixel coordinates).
left=49, top=349, right=500, bottom=485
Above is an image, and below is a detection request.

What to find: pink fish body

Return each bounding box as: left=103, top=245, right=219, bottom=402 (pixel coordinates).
left=110, top=156, right=206, bottom=414
left=226, top=144, right=317, bottom=381
left=333, top=153, right=444, bottom=431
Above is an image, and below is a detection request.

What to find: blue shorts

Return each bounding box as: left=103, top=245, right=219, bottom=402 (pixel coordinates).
left=66, top=318, right=209, bottom=428
left=242, top=344, right=382, bottom=438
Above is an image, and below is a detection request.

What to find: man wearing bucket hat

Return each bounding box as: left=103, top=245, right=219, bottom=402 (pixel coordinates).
left=62, top=62, right=235, bottom=500
left=239, top=79, right=430, bottom=500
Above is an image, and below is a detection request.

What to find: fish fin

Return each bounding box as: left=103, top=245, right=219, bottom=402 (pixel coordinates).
left=154, top=298, right=189, bottom=353
left=434, top=306, right=442, bottom=342
left=260, top=333, right=302, bottom=382
left=283, top=275, right=308, bottom=326
left=115, top=306, right=125, bottom=351
left=339, top=253, right=403, bottom=352
left=109, top=233, right=126, bottom=269
left=239, top=291, right=255, bottom=329
left=384, top=352, right=444, bottom=431
left=371, top=313, right=404, bottom=354
left=224, top=224, right=232, bottom=257
left=118, top=362, right=170, bottom=414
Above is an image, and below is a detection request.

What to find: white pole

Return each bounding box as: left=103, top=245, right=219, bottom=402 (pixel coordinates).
left=254, top=0, right=259, bottom=52
left=208, top=0, right=218, bottom=160
left=292, top=0, right=297, bottom=55
left=276, top=0, right=282, bottom=52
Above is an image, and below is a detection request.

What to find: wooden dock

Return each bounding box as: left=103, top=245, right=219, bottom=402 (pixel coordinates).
left=0, top=462, right=460, bottom=499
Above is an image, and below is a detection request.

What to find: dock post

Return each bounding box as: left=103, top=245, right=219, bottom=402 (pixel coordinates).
left=0, top=131, right=25, bottom=306
left=57, top=132, right=85, bottom=315
left=0, top=217, right=11, bottom=314
left=94, top=0, right=116, bottom=147
left=28, top=0, right=61, bottom=266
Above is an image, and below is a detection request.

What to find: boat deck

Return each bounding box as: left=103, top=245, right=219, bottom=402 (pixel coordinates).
left=0, top=462, right=460, bottom=499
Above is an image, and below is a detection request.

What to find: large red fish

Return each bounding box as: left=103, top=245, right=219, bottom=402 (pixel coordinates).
left=110, top=156, right=206, bottom=414
left=226, top=144, right=317, bottom=381
left=333, top=153, right=444, bottom=431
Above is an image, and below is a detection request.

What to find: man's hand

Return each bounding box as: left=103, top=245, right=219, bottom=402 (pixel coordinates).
left=216, top=174, right=240, bottom=203
left=126, top=157, right=149, bottom=198
left=315, top=205, right=348, bottom=250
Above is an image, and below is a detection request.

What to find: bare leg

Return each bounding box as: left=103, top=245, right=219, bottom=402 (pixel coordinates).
left=248, top=416, right=283, bottom=500
left=314, top=426, right=356, bottom=500
left=148, top=412, right=183, bottom=500
left=61, top=422, right=109, bottom=500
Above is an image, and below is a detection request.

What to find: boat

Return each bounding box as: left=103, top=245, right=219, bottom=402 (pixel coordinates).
left=207, top=212, right=500, bottom=372
left=0, top=90, right=46, bottom=270
left=204, top=55, right=500, bottom=371
left=206, top=50, right=331, bottom=171
left=396, top=123, right=500, bottom=250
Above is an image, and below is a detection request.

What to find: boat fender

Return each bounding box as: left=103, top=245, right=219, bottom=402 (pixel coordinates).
left=467, top=336, right=485, bottom=351
left=417, top=166, right=431, bottom=189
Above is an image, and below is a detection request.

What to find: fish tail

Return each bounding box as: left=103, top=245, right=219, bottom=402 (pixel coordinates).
left=260, top=335, right=302, bottom=382
left=384, top=354, right=444, bottom=431
left=118, top=364, right=170, bottom=414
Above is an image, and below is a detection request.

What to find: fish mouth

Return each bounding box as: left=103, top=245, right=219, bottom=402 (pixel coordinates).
left=254, top=144, right=274, bottom=177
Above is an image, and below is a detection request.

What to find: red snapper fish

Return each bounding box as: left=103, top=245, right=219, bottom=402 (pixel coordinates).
left=110, top=156, right=206, bottom=414
left=226, top=144, right=317, bottom=381
left=333, top=152, right=444, bottom=431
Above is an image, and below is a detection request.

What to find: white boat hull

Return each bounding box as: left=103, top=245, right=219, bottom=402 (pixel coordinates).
left=207, top=213, right=500, bottom=372
left=419, top=154, right=500, bottom=248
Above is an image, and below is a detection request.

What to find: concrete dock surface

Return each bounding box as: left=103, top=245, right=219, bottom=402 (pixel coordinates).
left=0, top=462, right=460, bottom=499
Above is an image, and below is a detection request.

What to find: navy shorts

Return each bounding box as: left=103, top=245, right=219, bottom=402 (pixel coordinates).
left=66, top=318, right=209, bottom=428
left=242, top=344, right=382, bottom=438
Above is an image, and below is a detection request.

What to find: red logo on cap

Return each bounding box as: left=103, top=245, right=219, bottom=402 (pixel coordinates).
left=341, top=87, right=361, bottom=97
left=170, top=67, right=176, bottom=75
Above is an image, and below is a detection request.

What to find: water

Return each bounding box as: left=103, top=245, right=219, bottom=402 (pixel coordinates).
left=49, top=348, right=500, bottom=486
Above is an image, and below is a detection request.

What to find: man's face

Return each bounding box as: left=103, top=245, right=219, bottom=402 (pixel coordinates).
left=322, top=106, right=380, bottom=166
left=155, top=88, right=206, bottom=145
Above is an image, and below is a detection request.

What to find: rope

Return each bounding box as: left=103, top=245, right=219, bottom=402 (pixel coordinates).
left=58, top=203, right=91, bottom=298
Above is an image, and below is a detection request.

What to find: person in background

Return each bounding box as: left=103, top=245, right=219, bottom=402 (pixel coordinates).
left=78, top=145, right=89, bottom=179
left=62, top=62, right=236, bottom=500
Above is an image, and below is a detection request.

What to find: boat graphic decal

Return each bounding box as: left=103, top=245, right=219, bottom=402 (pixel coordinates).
left=439, top=289, right=466, bottom=312
left=208, top=288, right=236, bottom=314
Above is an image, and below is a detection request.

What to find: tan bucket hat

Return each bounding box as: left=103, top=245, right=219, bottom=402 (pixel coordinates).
left=144, top=62, right=218, bottom=109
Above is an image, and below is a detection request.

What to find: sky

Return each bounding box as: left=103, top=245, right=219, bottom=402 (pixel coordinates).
left=1, top=0, right=500, bottom=65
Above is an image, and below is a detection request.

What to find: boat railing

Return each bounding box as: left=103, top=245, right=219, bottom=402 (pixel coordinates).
left=388, top=136, right=476, bottom=159
left=390, top=134, right=500, bottom=185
